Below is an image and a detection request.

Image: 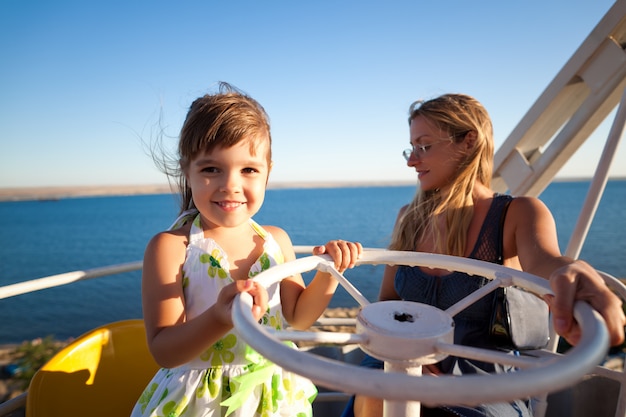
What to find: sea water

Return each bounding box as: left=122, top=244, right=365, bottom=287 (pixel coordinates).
left=0, top=181, right=624, bottom=344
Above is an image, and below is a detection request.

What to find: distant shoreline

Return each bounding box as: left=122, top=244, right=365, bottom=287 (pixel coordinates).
left=0, top=181, right=417, bottom=202
left=0, top=177, right=623, bottom=202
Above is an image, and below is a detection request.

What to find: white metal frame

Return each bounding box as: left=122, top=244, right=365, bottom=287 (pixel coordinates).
left=492, top=0, right=626, bottom=198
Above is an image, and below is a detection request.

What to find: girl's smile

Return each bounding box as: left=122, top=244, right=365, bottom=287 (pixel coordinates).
left=214, top=200, right=247, bottom=211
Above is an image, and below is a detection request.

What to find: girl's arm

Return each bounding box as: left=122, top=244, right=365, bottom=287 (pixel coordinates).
left=142, top=230, right=268, bottom=368
left=269, top=226, right=362, bottom=330
left=506, top=196, right=625, bottom=346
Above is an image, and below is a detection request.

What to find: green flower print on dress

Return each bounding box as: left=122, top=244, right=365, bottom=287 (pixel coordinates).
left=221, top=346, right=277, bottom=415
left=249, top=253, right=272, bottom=278
left=258, top=307, right=283, bottom=331
left=160, top=395, right=188, bottom=417
left=252, top=383, right=276, bottom=417
left=181, top=270, right=190, bottom=289
left=196, top=367, right=223, bottom=399
left=270, top=373, right=283, bottom=410
left=284, top=376, right=317, bottom=411
left=200, top=249, right=228, bottom=279
left=200, top=333, right=237, bottom=366
left=137, top=382, right=159, bottom=413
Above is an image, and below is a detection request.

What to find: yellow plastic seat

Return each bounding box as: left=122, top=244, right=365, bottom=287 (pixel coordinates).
left=25, top=319, right=160, bottom=417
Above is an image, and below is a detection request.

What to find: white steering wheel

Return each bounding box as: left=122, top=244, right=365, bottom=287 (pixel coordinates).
left=232, top=250, right=609, bottom=408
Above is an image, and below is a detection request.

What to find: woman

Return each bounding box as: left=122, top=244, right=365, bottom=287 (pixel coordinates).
left=345, top=94, right=624, bottom=417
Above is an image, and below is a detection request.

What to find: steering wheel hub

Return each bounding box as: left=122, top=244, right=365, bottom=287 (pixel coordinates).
left=357, top=300, right=454, bottom=364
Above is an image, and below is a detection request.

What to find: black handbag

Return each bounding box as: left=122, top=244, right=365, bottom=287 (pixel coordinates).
left=488, top=197, right=550, bottom=350
left=489, top=285, right=550, bottom=350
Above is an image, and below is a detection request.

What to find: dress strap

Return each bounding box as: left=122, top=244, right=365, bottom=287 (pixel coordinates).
left=180, top=214, right=267, bottom=245
left=188, top=214, right=205, bottom=245
left=248, top=218, right=269, bottom=240
left=167, top=209, right=198, bottom=231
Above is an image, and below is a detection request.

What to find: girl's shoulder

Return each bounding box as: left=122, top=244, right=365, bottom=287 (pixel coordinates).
left=147, top=223, right=191, bottom=251
left=259, top=224, right=296, bottom=259
left=260, top=224, right=291, bottom=243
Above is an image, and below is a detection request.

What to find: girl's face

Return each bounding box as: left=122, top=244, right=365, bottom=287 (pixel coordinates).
left=406, top=115, right=465, bottom=192
left=185, top=137, right=270, bottom=230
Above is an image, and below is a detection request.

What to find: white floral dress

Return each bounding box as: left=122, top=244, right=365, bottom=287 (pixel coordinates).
left=131, top=212, right=317, bottom=417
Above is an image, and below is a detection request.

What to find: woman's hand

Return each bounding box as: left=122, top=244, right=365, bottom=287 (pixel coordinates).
left=544, top=259, right=625, bottom=346
left=313, top=240, right=363, bottom=272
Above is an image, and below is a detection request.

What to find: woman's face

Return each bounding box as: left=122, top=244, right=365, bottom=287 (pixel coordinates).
left=406, top=115, right=466, bottom=191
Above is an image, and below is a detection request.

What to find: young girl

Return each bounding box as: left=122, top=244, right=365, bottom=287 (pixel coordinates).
left=131, top=82, right=362, bottom=417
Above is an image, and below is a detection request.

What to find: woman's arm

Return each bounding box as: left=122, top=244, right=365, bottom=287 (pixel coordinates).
left=506, top=196, right=625, bottom=346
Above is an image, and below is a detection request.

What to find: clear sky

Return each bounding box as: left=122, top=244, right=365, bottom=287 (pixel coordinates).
left=1, top=0, right=624, bottom=189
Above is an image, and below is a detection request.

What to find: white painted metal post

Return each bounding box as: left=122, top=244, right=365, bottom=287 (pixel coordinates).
left=565, top=87, right=626, bottom=259
left=383, top=361, right=422, bottom=417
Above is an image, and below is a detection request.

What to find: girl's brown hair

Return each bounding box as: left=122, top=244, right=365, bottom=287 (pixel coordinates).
left=155, top=82, right=271, bottom=214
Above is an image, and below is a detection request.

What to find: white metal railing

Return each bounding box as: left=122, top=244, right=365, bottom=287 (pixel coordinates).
left=0, top=261, right=143, bottom=300
left=0, top=394, right=26, bottom=416
left=564, top=87, right=626, bottom=260
left=0, top=247, right=317, bottom=300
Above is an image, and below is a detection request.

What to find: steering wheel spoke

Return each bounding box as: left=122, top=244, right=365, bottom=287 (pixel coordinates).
left=318, top=261, right=371, bottom=307
left=433, top=342, right=554, bottom=369
left=270, top=328, right=367, bottom=345
left=445, top=278, right=504, bottom=317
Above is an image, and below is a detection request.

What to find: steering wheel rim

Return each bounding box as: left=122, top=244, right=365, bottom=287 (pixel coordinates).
left=233, top=250, right=609, bottom=406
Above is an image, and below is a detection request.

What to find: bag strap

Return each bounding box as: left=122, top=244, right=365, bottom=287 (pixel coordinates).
left=496, top=195, right=513, bottom=265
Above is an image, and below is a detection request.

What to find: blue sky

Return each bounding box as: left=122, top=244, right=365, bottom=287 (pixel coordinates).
left=1, top=0, right=623, bottom=188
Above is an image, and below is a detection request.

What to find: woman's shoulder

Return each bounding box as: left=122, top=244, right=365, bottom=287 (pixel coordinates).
left=397, top=203, right=410, bottom=217
left=507, top=194, right=550, bottom=210
left=506, top=195, right=554, bottom=224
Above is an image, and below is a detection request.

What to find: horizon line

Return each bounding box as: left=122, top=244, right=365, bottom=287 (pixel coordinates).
left=0, top=176, right=624, bottom=202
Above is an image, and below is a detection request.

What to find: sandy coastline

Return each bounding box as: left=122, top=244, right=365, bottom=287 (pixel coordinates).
left=2, top=176, right=621, bottom=202
left=1, top=176, right=616, bottom=202
left=0, top=181, right=416, bottom=202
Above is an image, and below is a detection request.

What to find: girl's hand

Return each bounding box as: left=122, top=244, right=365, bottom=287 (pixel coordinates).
left=215, top=280, right=269, bottom=326
left=544, top=260, right=625, bottom=347
left=313, top=240, right=363, bottom=273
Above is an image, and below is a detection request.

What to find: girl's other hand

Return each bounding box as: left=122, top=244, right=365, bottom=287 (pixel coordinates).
left=313, top=240, right=363, bottom=273
left=216, top=280, right=269, bottom=325
left=240, top=279, right=269, bottom=322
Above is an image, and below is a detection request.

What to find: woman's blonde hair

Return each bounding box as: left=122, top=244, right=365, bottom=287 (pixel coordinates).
left=389, top=94, right=494, bottom=256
